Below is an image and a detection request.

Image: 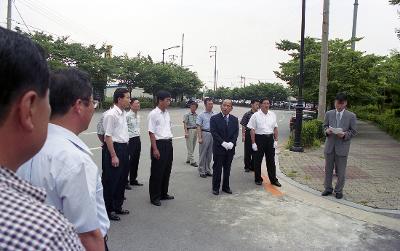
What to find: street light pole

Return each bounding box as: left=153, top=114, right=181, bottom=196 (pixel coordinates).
left=291, top=0, right=306, bottom=153
left=351, top=0, right=359, bottom=50
left=162, top=45, right=180, bottom=64
left=210, top=46, right=217, bottom=91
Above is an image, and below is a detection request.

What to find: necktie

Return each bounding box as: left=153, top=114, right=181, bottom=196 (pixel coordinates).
left=336, top=112, right=341, bottom=128
left=224, top=115, right=229, bottom=126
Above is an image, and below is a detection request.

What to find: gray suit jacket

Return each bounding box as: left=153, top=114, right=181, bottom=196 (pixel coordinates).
left=323, top=109, right=357, bottom=156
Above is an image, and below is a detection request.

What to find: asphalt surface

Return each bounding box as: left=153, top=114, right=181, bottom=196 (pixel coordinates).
left=80, top=104, right=400, bottom=251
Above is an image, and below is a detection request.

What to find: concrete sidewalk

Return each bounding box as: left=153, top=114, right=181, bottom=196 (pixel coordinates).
left=279, top=120, right=400, bottom=211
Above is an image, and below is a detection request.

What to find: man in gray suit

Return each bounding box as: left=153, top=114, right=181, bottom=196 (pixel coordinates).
left=322, top=93, right=357, bottom=199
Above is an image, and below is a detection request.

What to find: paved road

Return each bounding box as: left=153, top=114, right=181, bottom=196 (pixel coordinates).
left=80, top=105, right=400, bottom=250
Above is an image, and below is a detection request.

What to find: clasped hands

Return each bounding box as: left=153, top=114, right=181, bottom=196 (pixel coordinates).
left=221, top=141, right=234, bottom=150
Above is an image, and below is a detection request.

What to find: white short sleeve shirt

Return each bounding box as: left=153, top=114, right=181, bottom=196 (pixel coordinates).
left=148, top=107, right=173, bottom=140
left=247, top=110, right=278, bottom=135
left=103, top=105, right=129, bottom=143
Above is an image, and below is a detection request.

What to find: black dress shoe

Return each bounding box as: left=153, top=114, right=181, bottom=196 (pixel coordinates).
left=212, top=190, right=219, bottom=195
left=206, top=173, right=212, bottom=177
left=151, top=200, right=161, bottom=206
left=186, top=160, right=190, bottom=164
left=321, top=190, right=332, bottom=196
left=190, top=162, right=199, bottom=167
left=131, top=180, right=143, bottom=186
left=335, top=192, right=343, bottom=199
left=115, top=209, right=130, bottom=215
left=108, top=212, right=120, bottom=221
left=161, top=194, right=174, bottom=200
left=200, top=174, right=207, bottom=178
left=245, top=168, right=250, bottom=172
left=125, top=184, right=132, bottom=190
left=255, top=181, right=263, bottom=186
left=272, top=181, right=282, bottom=187
left=222, top=188, right=232, bottom=194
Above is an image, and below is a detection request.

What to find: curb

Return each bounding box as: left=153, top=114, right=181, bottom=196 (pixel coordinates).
left=275, top=148, right=400, bottom=218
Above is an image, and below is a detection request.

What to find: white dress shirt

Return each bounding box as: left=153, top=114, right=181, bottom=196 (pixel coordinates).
left=103, top=105, right=129, bottom=143
left=148, top=106, right=173, bottom=140
left=247, top=110, right=278, bottom=135
left=17, top=124, right=110, bottom=236
left=126, top=110, right=141, bottom=138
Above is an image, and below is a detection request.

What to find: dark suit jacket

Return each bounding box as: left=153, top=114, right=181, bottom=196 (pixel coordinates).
left=323, top=109, right=357, bottom=156
left=210, top=113, right=239, bottom=155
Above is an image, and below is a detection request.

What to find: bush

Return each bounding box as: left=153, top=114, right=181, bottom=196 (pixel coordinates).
left=287, top=119, right=325, bottom=149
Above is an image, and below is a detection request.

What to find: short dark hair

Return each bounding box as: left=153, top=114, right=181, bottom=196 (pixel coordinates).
left=260, top=98, right=270, bottom=104
left=0, top=27, right=49, bottom=124
left=189, top=101, right=198, bottom=108
left=203, top=97, right=213, bottom=106
left=130, top=98, right=139, bottom=104
left=250, top=99, right=260, bottom=104
left=156, top=90, right=171, bottom=104
left=113, top=88, right=129, bottom=104
left=335, top=92, right=347, bottom=102
left=49, top=68, right=92, bottom=118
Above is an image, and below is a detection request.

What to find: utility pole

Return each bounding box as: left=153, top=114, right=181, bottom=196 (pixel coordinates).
left=240, top=75, right=246, bottom=88
left=209, top=46, right=217, bottom=91
left=351, top=0, right=359, bottom=50
left=318, top=0, right=330, bottom=120
left=180, top=33, right=184, bottom=66
left=7, top=0, right=12, bottom=30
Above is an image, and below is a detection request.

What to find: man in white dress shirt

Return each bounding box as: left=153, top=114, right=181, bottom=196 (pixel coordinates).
left=102, top=88, right=131, bottom=220
left=17, top=68, right=109, bottom=251
left=247, top=98, right=281, bottom=187
left=148, top=90, right=175, bottom=206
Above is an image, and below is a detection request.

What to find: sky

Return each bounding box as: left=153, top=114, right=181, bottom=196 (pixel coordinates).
left=1, top=0, right=399, bottom=89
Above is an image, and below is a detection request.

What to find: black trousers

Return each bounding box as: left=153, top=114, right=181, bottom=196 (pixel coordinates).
left=244, top=130, right=255, bottom=170
left=102, top=142, right=129, bottom=212
left=128, top=136, right=141, bottom=184
left=212, top=152, right=234, bottom=191
left=254, top=134, right=278, bottom=183
left=149, top=140, right=173, bottom=202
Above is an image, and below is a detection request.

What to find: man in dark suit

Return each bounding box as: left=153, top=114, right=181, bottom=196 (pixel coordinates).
left=210, top=99, right=239, bottom=195
left=322, top=92, right=357, bottom=199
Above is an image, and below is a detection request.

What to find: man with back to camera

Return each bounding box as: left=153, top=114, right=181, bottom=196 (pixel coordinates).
left=196, top=98, right=216, bottom=178
left=102, top=88, right=131, bottom=220
left=240, top=99, right=260, bottom=172
left=148, top=90, right=175, bottom=206
left=322, top=92, right=357, bottom=199
left=126, top=98, right=144, bottom=189
left=18, top=68, right=109, bottom=251
left=210, top=99, right=239, bottom=195
left=247, top=98, right=281, bottom=187
left=0, top=27, right=83, bottom=250
left=183, top=101, right=199, bottom=167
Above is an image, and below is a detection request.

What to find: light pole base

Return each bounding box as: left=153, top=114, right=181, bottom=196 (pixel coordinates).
left=290, top=146, right=304, bottom=152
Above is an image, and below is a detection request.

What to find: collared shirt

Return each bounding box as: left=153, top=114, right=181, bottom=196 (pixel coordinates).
left=183, top=112, right=198, bottom=128
left=0, top=166, right=84, bottom=251
left=103, top=105, right=129, bottom=143
left=336, top=109, right=345, bottom=121
left=196, top=111, right=215, bottom=130
left=148, top=106, right=173, bottom=140
left=17, top=124, right=110, bottom=237
left=247, top=110, right=278, bottom=135
left=240, top=109, right=256, bottom=130
left=126, top=110, right=141, bottom=138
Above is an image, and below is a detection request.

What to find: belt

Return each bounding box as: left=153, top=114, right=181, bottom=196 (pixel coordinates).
left=114, top=142, right=128, bottom=145
left=157, top=138, right=172, bottom=142
left=256, top=134, right=273, bottom=137
left=187, top=127, right=197, bottom=129
left=201, top=129, right=210, bottom=132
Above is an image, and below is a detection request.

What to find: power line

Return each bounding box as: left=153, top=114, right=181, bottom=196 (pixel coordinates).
left=13, top=0, right=31, bottom=34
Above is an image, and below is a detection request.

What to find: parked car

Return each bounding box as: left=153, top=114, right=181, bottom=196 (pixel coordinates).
left=289, top=110, right=317, bottom=132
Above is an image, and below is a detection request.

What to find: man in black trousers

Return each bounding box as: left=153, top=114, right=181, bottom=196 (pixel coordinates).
left=148, top=90, right=175, bottom=206
left=210, top=99, right=239, bottom=195
left=240, top=99, right=260, bottom=172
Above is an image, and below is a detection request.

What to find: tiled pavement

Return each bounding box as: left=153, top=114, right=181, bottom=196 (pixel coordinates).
left=279, top=120, right=400, bottom=210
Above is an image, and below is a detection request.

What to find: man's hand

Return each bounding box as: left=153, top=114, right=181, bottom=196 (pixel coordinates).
left=152, top=148, right=161, bottom=160
left=221, top=142, right=230, bottom=150
left=111, top=156, right=119, bottom=168
left=227, top=142, right=234, bottom=150
left=337, top=132, right=345, bottom=139
left=242, top=134, right=245, bottom=142
left=326, top=128, right=333, bottom=135
left=252, top=143, right=258, bottom=151
left=184, top=132, right=189, bottom=138
left=273, top=141, right=278, bottom=149
left=198, top=138, right=203, bottom=144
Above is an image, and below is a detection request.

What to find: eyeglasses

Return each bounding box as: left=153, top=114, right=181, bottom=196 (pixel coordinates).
left=82, top=99, right=99, bottom=109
